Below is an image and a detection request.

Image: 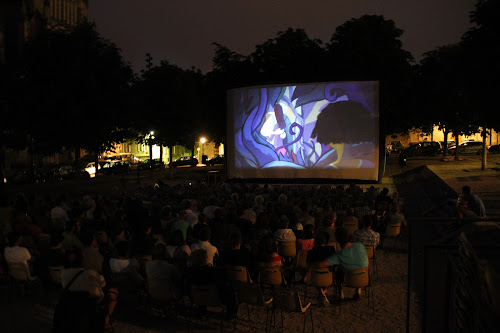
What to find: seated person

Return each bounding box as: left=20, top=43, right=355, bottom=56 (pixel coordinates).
left=317, top=227, right=368, bottom=299
left=109, top=240, right=143, bottom=288
left=352, top=215, right=380, bottom=250
left=190, top=226, right=219, bottom=266
left=61, top=248, right=118, bottom=327
left=219, top=229, right=254, bottom=278
left=166, top=229, right=191, bottom=273
left=297, top=224, right=315, bottom=251
left=130, top=221, right=155, bottom=257
left=185, top=248, right=237, bottom=318
left=317, top=212, right=338, bottom=248
left=255, top=237, right=282, bottom=270
left=306, top=231, right=336, bottom=306
left=4, top=231, right=34, bottom=274
left=61, top=220, right=82, bottom=252
left=145, top=242, right=182, bottom=299
left=273, top=215, right=297, bottom=243
left=80, top=230, right=104, bottom=274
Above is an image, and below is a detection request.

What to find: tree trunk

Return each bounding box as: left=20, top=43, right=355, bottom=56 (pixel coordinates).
left=159, top=144, right=163, bottom=171
left=482, top=128, right=487, bottom=170
left=94, top=150, right=99, bottom=178
left=74, top=147, right=81, bottom=178
left=169, top=145, right=174, bottom=179
left=454, top=133, right=460, bottom=161
left=443, top=128, right=449, bottom=157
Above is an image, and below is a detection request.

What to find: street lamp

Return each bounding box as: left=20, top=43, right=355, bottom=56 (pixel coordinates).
left=200, top=137, right=206, bottom=165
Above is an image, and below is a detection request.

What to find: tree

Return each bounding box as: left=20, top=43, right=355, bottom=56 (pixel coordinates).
left=250, top=28, right=326, bottom=84
left=418, top=44, right=478, bottom=159
left=461, top=0, right=500, bottom=169
left=131, top=58, right=206, bottom=178
left=326, top=15, right=416, bottom=136
left=19, top=21, right=133, bottom=175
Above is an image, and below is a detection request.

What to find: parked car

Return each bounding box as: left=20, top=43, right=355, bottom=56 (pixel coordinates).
left=84, top=162, right=101, bottom=178
left=488, top=144, right=500, bottom=154
left=388, top=141, right=404, bottom=154
left=100, top=161, right=131, bottom=175
left=402, top=141, right=442, bottom=157
left=137, top=159, right=165, bottom=171
left=168, top=156, right=198, bottom=168
left=54, top=164, right=90, bottom=180
left=439, top=141, right=456, bottom=150
left=206, top=155, right=225, bottom=166
left=449, top=141, right=483, bottom=155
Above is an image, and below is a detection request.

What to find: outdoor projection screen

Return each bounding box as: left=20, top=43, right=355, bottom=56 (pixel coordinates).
left=226, top=81, right=380, bottom=181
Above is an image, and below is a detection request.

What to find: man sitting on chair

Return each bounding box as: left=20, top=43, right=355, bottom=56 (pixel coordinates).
left=352, top=216, right=380, bottom=250
left=316, top=227, right=368, bottom=299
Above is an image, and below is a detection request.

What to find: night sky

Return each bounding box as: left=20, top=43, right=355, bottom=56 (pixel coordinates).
left=88, top=0, right=475, bottom=74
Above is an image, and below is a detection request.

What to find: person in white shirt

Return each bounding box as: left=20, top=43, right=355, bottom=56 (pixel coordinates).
left=190, top=226, right=219, bottom=266
left=4, top=232, right=32, bottom=267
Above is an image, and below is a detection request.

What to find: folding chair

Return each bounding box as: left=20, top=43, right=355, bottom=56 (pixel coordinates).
left=146, top=277, right=177, bottom=318
left=234, top=281, right=273, bottom=331
left=294, top=250, right=309, bottom=284
left=382, top=223, right=402, bottom=251
left=364, top=245, right=378, bottom=280
left=304, top=267, right=334, bottom=304
left=188, top=283, right=225, bottom=333
left=340, top=266, right=374, bottom=313
left=225, top=265, right=252, bottom=284
left=271, top=287, right=314, bottom=333
left=48, top=265, right=64, bottom=286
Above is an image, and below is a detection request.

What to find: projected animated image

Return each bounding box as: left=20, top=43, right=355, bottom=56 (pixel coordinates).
left=232, top=82, right=377, bottom=172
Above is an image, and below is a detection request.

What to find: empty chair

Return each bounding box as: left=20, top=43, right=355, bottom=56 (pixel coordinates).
left=146, top=277, right=176, bottom=317
left=48, top=265, right=64, bottom=286
left=364, top=245, right=378, bottom=280
left=382, top=223, right=402, bottom=251
left=234, top=281, right=273, bottom=331
left=188, top=283, right=225, bottom=332
left=271, top=287, right=314, bottom=333
left=294, top=250, right=309, bottom=283
left=37, top=233, right=51, bottom=253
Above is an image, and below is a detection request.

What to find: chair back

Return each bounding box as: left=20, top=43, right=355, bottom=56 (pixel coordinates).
left=308, top=268, right=333, bottom=288
left=295, top=250, right=308, bottom=271
left=365, top=246, right=375, bottom=260
left=385, top=223, right=401, bottom=237
left=259, top=268, right=283, bottom=286
left=272, top=287, right=310, bottom=313
left=8, top=262, right=30, bottom=281
left=190, top=284, right=221, bottom=307
left=37, top=233, right=51, bottom=252
left=277, top=241, right=296, bottom=258
left=234, top=281, right=271, bottom=307
left=111, top=272, right=139, bottom=292
left=343, top=222, right=358, bottom=238
left=48, top=265, right=64, bottom=286
left=148, top=278, right=174, bottom=303
left=226, top=265, right=252, bottom=283
left=344, top=266, right=369, bottom=288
